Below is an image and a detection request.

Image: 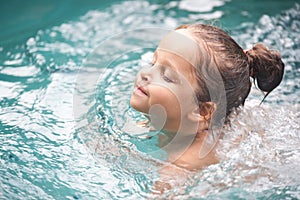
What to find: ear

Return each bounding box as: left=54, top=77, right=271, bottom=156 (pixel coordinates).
left=187, top=107, right=202, bottom=122
left=188, top=102, right=217, bottom=123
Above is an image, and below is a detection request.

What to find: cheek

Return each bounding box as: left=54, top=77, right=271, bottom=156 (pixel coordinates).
left=148, top=86, right=181, bottom=118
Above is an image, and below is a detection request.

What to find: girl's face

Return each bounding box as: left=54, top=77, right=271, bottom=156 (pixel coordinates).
left=130, top=48, right=200, bottom=133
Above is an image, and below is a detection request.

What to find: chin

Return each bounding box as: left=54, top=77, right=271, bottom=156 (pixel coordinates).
left=130, top=97, right=148, bottom=114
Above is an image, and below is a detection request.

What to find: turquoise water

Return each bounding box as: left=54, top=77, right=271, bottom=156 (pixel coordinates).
left=1, top=0, right=299, bottom=199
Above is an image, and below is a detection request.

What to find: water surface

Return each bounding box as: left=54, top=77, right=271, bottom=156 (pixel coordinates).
left=0, top=0, right=299, bottom=199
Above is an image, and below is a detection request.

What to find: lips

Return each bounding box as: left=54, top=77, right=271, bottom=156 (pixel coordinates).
left=134, top=85, right=148, bottom=96
left=138, top=86, right=148, bottom=95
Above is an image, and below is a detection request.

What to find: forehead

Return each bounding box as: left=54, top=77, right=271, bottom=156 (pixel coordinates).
left=157, top=29, right=201, bottom=69
left=154, top=30, right=201, bottom=87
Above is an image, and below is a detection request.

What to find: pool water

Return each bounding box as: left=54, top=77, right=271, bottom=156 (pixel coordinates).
left=1, top=0, right=299, bottom=199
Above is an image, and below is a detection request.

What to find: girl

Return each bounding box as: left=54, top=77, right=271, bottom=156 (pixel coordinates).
left=130, top=24, right=284, bottom=172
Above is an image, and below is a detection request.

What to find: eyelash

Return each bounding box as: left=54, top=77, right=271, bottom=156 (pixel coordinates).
left=164, top=73, right=174, bottom=82
left=161, top=71, right=174, bottom=83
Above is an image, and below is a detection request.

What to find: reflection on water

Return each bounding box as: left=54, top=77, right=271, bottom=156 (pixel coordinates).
left=0, top=1, right=299, bottom=199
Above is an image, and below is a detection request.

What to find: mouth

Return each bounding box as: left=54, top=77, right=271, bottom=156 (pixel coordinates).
left=134, top=86, right=148, bottom=96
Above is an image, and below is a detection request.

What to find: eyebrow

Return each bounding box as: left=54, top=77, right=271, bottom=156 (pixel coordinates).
left=156, top=63, right=178, bottom=76
left=153, top=51, right=178, bottom=72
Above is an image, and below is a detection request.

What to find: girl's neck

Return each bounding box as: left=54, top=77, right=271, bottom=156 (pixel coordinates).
left=158, top=129, right=209, bottom=151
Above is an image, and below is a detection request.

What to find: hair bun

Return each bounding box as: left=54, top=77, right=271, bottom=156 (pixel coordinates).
left=245, top=43, right=285, bottom=93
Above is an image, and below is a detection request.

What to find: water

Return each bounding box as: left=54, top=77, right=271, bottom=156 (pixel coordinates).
left=0, top=0, right=299, bottom=199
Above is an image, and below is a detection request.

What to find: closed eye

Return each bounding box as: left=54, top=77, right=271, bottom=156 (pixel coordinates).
left=160, top=66, right=177, bottom=83
left=162, top=74, right=174, bottom=83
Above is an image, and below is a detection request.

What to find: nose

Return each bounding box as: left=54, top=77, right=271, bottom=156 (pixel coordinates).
left=139, top=67, right=152, bottom=84
left=141, top=72, right=150, bottom=82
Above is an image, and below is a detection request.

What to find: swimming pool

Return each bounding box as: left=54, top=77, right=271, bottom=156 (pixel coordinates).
left=0, top=0, right=299, bottom=199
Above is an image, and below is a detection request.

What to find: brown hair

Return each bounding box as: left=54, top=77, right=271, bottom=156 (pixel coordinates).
left=176, top=24, right=284, bottom=116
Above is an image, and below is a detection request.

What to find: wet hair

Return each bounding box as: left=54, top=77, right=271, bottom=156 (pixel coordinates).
left=176, top=24, right=285, bottom=116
